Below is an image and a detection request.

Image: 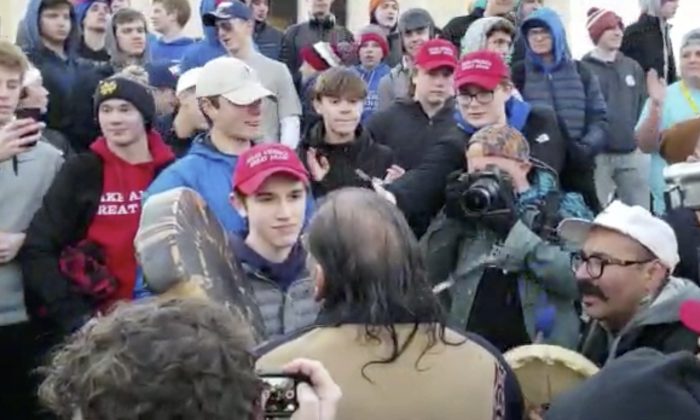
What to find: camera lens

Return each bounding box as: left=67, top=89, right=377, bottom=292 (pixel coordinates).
left=463, top=187, right=492, bottom=213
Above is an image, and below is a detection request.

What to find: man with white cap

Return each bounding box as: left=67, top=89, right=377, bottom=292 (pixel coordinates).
left=144, top=56, right=274, bottom=235
left=163, top=67, right=208, bottom=157
left=559, top=200, right=700, bottom=366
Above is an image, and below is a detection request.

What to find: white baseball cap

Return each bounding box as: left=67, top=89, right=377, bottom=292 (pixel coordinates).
left=176, top=67, right=202, bottom=96
left=558, top=200, right=680, bottom=271
left=195, top=57, right=274, bottom=105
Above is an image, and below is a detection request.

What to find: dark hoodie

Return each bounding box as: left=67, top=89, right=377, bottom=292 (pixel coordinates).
left=179, top=0, right=227, bottom=72
left=299, top=122, right=394, bottom=198
left=22, top=0, right=82, bottom=136
left=254, top=20, right=284, bottom=61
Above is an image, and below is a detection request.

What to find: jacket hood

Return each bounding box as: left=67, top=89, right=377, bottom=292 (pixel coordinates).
left=522, top=7, right=569, bottom=71
left=229, top=234, right=307, bottom=290
left=23, top=0, right=81, bottom=57
left=104, top=14, right=151, bottom=70
left=300, top=121, right=375, bottom=155
left=90, top=129, right=175, bottom=166
left=187, top=133, right=242, bottom=164
left=630, top=277, right=700, bottom=329
left=460, top=16, right=510, bottom=56
left=200, top=0, right=221, bottom=45
left=455, top=96, right=532, bottom=135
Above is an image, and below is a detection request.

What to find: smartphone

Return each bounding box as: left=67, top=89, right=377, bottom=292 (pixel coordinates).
left=259, top=373, right=306, bottom=418
left=15, top=108, right=42, bottom=147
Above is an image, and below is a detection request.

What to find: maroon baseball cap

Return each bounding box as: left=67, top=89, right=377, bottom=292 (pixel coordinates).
left=233, top=144, right=309, bottom=195
left=680, top=300, right=700, bottom=334
left=414, top=39, right=458, bottom=71
left=455, top=50, right=510, bottom=91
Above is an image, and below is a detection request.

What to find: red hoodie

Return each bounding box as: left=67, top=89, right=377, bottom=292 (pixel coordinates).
left=86, top=131, right=174, bottom=305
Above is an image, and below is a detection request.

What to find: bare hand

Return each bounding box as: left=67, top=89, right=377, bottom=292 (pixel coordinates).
left=306, top=148, right=331, bottom=182
left=371, top=179, right=397, bottom=204
left=646, top=69, right=667, bottom=105
left=383, top=165, right=406, bottom=183
left=0, top=232, right=26, bottom=264
left=0, top=118, right=44, bottom=162
left=286, top=359, right=342, bottom=420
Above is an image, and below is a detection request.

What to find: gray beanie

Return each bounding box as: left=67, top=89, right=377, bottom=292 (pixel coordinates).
left=398, top=8, right=434, bottom=33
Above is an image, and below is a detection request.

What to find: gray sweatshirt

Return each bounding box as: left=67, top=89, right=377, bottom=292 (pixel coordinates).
left=0, top=141, right=63, bottom=326
left=581, top=51, right=647, bottom=153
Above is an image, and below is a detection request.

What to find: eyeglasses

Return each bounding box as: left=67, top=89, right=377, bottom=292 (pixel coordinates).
left=215, top=20, right=234, bottom=32
left=458, top=90, right=495, bottom=105
left=570, top=251, right=655, bottom=280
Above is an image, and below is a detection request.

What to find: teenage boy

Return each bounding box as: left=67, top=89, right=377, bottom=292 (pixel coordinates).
left=300, top=67, right=394, bottom=198
left=514, top=7, right=608, bottom=212
left=622, top=0, right=679, bottom=85
left=368, top=39, right=458, bottom=171
left=248, top=0, right=284, bottom=61
left=355, top=25, right=391, bottom=124
left=0, top=40, right=64, bottom=419
left=21, top=75, right=174, bottom=349
left=165, top=67, right=207, bottom=157
left=74, top=0, right=111, bottom=65
left=442, top=0, right=517, bottom=50
left=581, top=8, right=650, bottom=209
left=149, top=0, right=195, bottom=69
left=230, top=144, right=319, bottom=339
left=203, top=1, right=302, bottom=148
left=369, top=0, right=401, bottom=66
left=377, top=8, right=435, bottom=110
left=460, top=16, right=515, bottom=60
left=280, top=0, right=354, bottom=83
left=144, top=56, right=273, bottom=234
left=21, top=0, right=81, bottom=136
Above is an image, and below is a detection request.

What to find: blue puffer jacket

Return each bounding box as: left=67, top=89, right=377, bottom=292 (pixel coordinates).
left=355, top=64, right=391, bottom=125
left=518, top=7, right=608, bottom=161
left=422, top=167, right=593, bottom=349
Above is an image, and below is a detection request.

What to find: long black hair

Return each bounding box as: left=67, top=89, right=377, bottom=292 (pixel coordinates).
left=306, top=188, right=461, bottom=381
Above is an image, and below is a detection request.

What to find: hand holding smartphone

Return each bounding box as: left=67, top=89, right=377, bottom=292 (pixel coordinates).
left=15, top=108, right=43, bottom=147
left=259, top=373, right=308, bottom=418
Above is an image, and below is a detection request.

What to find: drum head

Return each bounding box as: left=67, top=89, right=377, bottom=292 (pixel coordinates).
left=135, top=187, right=265, bottom=341
left=505, top=344, right=599, bottom=408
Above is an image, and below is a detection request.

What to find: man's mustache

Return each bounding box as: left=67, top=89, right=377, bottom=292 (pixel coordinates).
left=577, top=280, right=609, bottom=301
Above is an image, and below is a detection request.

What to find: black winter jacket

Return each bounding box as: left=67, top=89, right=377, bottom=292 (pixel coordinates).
left=621, top=14, right=677, bottom=85
left=299, top=122, right=393, bottom=198
left=20, top=151, right=172, bottom=336
left=68, top=64, right=115, bottom=152
left=366, top=98, right=458, bottom=171
left=280, top=19, right=354, bottom=80
left=441, top=8, right=485, bottom=50
left=386, top=106, right=566, bottom=236
left=665, top=208, right=700, bottom=285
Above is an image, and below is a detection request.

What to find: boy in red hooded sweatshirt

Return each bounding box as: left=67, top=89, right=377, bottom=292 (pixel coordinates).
left=21, top=76, right=174, bottom=342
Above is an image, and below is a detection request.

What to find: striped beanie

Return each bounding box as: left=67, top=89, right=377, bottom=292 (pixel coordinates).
left=586, top=8, right=624, bottom=45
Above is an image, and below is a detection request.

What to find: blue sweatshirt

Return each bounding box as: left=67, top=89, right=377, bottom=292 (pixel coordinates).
left=355, top=63, right=392, bottom=125
left=179, top=0, right=227, bottom=72
left=149, top=36, right=196, bottom=71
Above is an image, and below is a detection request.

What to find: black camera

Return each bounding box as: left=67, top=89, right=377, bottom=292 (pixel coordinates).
left=454, top=166, right=515, bottom=216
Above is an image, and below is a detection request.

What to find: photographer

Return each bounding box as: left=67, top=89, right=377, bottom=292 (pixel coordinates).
left=380, top=50, right=568, bottom=237
left=39, top=298, right=341, bottom=420
left=423, top=125, right=592, bottom=352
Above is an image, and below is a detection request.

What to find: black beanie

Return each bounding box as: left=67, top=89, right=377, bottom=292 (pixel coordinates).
left=546, top=348, right=700, bottom=420
left=94, top=77, right=156, bottom=128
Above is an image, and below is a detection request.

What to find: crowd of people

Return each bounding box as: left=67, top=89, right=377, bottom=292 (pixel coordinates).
left=2, top=0, right=700, bottom=418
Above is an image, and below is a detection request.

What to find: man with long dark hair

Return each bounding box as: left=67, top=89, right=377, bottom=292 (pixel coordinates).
left=256, top=188, right=524, bottom=420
